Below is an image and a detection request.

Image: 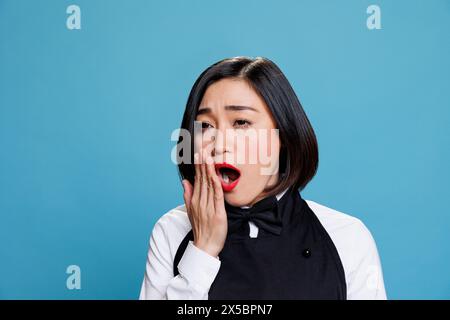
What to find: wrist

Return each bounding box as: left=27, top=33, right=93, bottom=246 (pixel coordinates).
left=193, top=241, right=220, bottom=258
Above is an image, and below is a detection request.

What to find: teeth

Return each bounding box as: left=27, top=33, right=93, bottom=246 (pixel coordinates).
left=222, top=172, right=230, bottom=183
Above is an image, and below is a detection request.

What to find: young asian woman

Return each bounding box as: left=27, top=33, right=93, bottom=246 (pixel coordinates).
left=139, top=56, right=387, bottom=300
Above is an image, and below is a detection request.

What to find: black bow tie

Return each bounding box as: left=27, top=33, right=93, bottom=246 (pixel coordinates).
left=225, top=195, right=283, bottom=236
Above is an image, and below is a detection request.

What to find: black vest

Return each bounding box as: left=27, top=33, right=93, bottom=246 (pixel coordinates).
left=173, top=187, right=347, bottom=299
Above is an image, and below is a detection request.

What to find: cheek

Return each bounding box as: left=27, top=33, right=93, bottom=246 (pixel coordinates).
left=248, top=133, right=280, bottom=178
left=237, top=164, right=273, bottom=197
left=193, top=131, right=203, bottom=153
left=236, top=131, right=280, bottom=166
left=240, top=164, right=265, bottom=184
left=234, top=133, right=274, bottom=164
left=260, top=129, right=280, bottom=174
left=261, top=128, right=280, bottom=157
left=193, top=132, right=215, bottom=157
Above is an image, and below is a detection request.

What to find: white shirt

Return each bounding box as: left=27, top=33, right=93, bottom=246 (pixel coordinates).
left=139, top=190, right=387, bottom=300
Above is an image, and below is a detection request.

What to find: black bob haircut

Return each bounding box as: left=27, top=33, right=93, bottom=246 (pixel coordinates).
left=177, top=56, right=319, bottom=198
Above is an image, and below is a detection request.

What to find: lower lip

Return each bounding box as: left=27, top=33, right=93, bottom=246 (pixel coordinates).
left=217, top=173, right=240, bottom=192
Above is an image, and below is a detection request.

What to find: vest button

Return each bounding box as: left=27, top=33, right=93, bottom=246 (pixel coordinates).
left=302, top=248, right=311, bottom=258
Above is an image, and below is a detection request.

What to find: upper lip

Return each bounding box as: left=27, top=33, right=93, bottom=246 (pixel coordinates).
left=214, top=162, right=241, bottom=175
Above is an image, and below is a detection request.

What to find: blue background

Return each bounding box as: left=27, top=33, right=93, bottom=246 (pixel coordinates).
left=0, top=0, right=449, bottom=299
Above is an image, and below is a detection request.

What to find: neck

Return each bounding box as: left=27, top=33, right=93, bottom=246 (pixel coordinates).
left=241, top=187, right=290, bottom=209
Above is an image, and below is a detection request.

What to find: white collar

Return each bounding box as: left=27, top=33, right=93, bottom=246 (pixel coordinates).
left=240, top=187, right=289, bottom=209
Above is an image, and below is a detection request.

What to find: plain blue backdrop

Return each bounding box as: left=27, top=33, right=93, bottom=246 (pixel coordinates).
left=0, top=0, right=449, bottom=299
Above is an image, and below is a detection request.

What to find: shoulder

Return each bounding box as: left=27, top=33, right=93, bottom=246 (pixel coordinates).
left=305, top=200, right=370, bottom=237
left=149, top=204, right=191, bottom=261
left=305, top=199, right=386, bottom=299
left=153, top=204, right=190, bottom=235
left=305, top=199, right=376, bottom=246
left=305, top=200, right=381, bottom=277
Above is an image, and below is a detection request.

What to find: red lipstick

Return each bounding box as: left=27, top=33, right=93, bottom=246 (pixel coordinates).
left=214, top=162, right=241, bottom=192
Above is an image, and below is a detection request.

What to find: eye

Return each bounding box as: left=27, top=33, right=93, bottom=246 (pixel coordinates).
left=201, top=121, right=214, bottom=132
left=233, top=119, right=252, bottom=128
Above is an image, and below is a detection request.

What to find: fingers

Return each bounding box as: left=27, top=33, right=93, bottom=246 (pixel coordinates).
left=192, top=151, right=208, bottom=210
left=192, top=152, right=201, bottom=205
left=192, top=149, right=224, bottom=216
left=182, top=179, right=193, bottom=211
left=205, top=154, right=216, bottom=211
left=210, top=163, right=224, bottom=210
left=205, top=153, right=224, bottom=213
left=199, top=150, right=208, bottom=209
left=182, top=179, right=194, bottom=226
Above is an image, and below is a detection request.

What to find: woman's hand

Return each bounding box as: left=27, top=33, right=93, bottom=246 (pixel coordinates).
left=182, top=150, right=228, bottom=258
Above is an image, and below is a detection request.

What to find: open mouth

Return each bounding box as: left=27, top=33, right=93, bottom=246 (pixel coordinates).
left=214, top=163, right=241, bottom=192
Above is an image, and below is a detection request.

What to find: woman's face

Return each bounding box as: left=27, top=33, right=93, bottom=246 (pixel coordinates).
left=195, top=78, right=280, bottom=207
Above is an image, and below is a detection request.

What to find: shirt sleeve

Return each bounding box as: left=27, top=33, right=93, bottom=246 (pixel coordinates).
left=139, top=217, right=221, bottom=300
left=346, top=220, right=387, bottom=300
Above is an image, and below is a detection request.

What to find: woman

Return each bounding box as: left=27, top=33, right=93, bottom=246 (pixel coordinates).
left=139, top=56, right=387, bottom=300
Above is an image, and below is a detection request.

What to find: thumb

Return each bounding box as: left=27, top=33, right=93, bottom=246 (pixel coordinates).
left=182, top=179, right=193, bottom=209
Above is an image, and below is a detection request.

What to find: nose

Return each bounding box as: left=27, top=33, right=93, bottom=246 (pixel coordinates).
left=211, top=128, right=232, bottom=160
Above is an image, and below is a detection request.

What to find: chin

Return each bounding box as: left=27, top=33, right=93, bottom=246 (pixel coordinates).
left=223, top=186, right=253, bottom=207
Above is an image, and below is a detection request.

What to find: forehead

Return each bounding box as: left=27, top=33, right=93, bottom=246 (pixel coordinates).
left=199, top=78, right=267, bottom=112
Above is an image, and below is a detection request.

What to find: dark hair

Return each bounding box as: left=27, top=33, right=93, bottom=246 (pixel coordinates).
left=177, top=56, right=318, bottom=197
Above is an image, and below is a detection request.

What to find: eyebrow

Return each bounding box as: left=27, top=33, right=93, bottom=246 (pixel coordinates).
left=197, top=105, right=259, bottom=115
